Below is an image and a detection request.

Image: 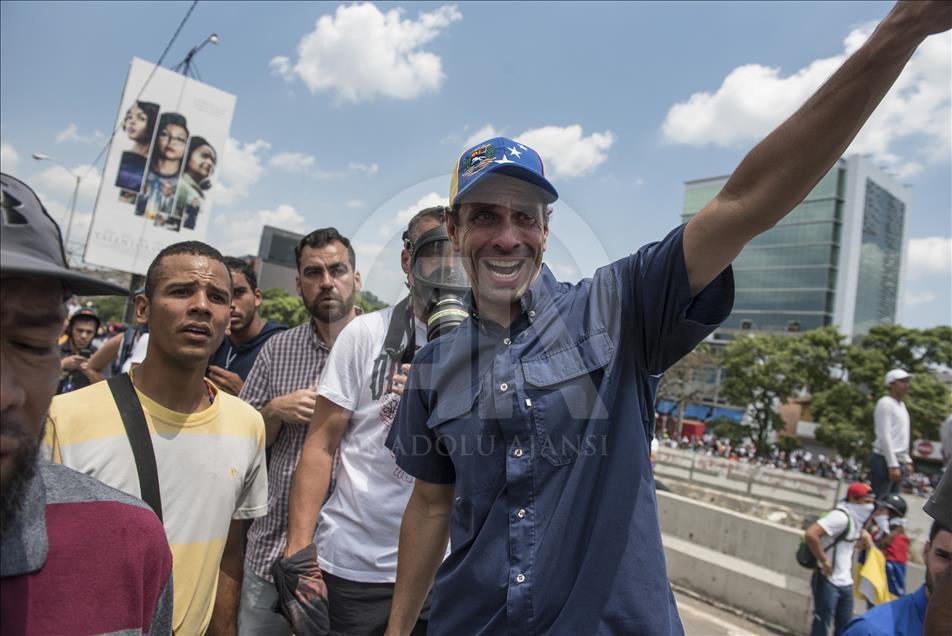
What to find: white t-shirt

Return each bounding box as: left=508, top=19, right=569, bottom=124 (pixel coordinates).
left=122, top=332, right=149, bottom=373
left=872, top=396, right=911, bottom=468
left=314, top=304, right=427, bottom=582
left=816, top=506, right=860, bottom=587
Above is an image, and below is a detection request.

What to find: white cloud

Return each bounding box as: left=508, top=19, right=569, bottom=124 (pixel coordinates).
left=272, top=3, right=462, bottom=102
left=216, top=137, right=271, bottom=207
left=463, top=124, right=499, bottom=149
left=0, top=141, right=19, bottom=173
left=906, top=237, right=952, bottom=277
left=32, top=163, right=102, bottom=200
left=346, top=199, right=365, bottom=209
left=662, top=29, right=951, bottom=177
left=903, top=291, right=938, bottom=306
left=210, top=204, right=309, bottom=256
left=269, top=151, right=316, bottom=172
left=348, top=161, right=379, bottom=175
left=516, top=125, right=615, bottom=178
left=54, top=123, right=104, bottom=144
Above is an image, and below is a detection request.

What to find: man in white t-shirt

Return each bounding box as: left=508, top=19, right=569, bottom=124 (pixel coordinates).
left=285, top=206, right=450, bottom=635
left=870, top=369, right=913, bottom=498
left=805, top=482, right=875, bottom=636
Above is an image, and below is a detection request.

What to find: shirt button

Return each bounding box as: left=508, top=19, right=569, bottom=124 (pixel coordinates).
left=517, top=508, right=527, bottom=519
left=503, top=337, right=511, bottom=345
left=516, top=573, right=526, bottom=583
left=514, top=448, right=524, bottom=458
left=500, top=383, right=508, bottom=392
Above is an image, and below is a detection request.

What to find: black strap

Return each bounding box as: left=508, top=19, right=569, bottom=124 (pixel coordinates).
left=383, top=296, right=416, bottom=365
left=107, top=374, right=163, bottom=521
left=828, top=506, right=852, bottom=570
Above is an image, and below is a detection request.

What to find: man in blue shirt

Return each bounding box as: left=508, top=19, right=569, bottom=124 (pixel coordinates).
left=384, top=4, right=952, bottom=635
left=842, top=520, right=951, bottom=636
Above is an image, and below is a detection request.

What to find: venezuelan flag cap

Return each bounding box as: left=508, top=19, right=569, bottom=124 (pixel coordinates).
left=449, top=137, right=558, bottom=206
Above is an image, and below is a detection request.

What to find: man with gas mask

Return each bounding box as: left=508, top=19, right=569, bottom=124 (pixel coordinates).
left=282, top=206, right=462, bottom=635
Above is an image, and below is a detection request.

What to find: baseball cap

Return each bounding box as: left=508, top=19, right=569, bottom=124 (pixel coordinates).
left=847, top=482, right=872, bottom=500
left=885, top=369, right=912, bottom=386
left=1, top=173, right=128, bottom=296
left=449, top=137, right=558, bottom=206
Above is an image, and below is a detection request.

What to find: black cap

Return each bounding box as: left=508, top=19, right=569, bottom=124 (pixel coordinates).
left=1, top=173, right=128, bottom=296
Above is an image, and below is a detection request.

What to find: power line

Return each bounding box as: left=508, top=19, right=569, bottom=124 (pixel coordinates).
left=80, top=0, right=201, bottom=181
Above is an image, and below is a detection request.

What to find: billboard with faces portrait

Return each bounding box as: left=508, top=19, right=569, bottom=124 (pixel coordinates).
left=85, top=57, right=236, bottom=274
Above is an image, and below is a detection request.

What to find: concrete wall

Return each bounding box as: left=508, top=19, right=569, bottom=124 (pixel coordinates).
left=658, top=491, right=925, bottom=634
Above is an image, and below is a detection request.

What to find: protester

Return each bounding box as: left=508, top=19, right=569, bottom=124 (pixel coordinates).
left=0, top=173, right=172, bottom=634
left=922, top=470, right=951, bottom=636
left=871, top=369, right=914, bottom=498
left=45, top=240, right=269, bottom=635
left=207, top=256, right=286, bottom=396
left=237, top=228, right=362, bottom=635
left=805, top=482, right=875, bottom=636
left=57, top=308, right=102, bottom=393
left=870, top=494, right=910, bottom=599
left=843, top=519, right=952, bottom=636
left=383, top=5, right=951, bottom=634
left=282, top=207, right=448, bottom=635
left=86, top=320, right=149, bottom=379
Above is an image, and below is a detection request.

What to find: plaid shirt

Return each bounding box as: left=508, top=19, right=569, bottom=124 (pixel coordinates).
left=240, top=321, right=330, bottom=581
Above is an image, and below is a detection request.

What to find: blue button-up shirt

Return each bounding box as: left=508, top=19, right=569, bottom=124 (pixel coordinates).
left=842, top=585, right=927, bottom=636
left=387, top=225, right=733, bottom=635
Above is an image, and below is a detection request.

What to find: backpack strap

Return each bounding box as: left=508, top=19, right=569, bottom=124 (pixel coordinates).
left=383, top=296, right=415, bottom=365
left=827, top=506, right=853, bottom=571
left=106, top=374, right=163, bottom=522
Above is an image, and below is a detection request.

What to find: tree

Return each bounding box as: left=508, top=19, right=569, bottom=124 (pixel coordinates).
left=259, top=288, right=309, bottom=327
left=721, top=333, right=800, bottom=455
left=259, top=288, right=390, bottom=327
left=656, top=343, right=720, bottom=437
left=812, top=325, right=951, bottom=457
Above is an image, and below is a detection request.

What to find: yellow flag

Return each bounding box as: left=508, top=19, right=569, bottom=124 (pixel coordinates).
left=855, top=546, right=897, bottom=606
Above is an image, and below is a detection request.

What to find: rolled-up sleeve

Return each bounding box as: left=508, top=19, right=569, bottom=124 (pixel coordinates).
left=385, top=361, right=456, bottom=485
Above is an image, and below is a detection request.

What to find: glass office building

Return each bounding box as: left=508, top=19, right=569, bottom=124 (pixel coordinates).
left=682, top=156, right=908, bottom=339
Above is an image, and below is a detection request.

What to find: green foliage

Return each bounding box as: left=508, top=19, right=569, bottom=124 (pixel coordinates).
left=710, top=416, right=749, bottom=446
left=76, top=295, right=130, bottom=324
left=355, top=291, right=388, bottom=313
left=259, top=288, right=309, bottom=327
left=258, top=288, right=390, bottom=327
left=811, top=324, right=950, bottom=458
left=721, top=333, right=801, bottom=455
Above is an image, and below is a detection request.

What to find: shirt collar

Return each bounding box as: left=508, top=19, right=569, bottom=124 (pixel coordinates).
left=0, top=461, right=49, bottom=577
left=464, top=263, right=560, bottom=326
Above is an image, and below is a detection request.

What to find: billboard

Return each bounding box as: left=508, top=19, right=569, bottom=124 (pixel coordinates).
left=85, top=57, right=236, bottom=274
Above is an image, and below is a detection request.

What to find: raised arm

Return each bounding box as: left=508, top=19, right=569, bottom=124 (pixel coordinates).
left=683, top=1, right=952, bottom=295
left=285, top=396, right=351, bottom=556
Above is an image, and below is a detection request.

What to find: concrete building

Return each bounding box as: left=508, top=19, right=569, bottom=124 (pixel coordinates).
left=255, top=224, right=303, bottom=295
left=682, top=155, right=910, bottom=339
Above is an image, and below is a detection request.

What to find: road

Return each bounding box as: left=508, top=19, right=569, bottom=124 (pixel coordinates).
left=675, top=590, right=783, bottom=636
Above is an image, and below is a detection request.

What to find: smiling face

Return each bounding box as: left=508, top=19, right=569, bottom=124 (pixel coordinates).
left=1, top=277, right=65, bottom=530
left=136, top=254, right=232, bottom=367
left=124, top=104, right=150, bottom=143
left=187, top=145, right=216, bottom=182
left=156, top=124, right=188, bottom=162
left=296, top=241, right=361, bottom=325
left=448, top=177, right=548, bottom=325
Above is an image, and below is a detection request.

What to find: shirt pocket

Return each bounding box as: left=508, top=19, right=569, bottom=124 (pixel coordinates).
left=425, top=382, right=504, bottom=495
left=521, top=330, right=614, bottom=466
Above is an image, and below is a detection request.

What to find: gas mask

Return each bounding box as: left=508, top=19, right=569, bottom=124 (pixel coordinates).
left=407, top=225, right=470, bottom=340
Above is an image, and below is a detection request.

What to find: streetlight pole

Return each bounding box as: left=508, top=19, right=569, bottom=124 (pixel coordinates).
left=32, top=153, right=81, bottom=265
left=173, top=33, right=219, bottom=79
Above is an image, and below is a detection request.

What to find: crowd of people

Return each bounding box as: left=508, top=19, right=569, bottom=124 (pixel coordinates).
left=659, top=434, right=941, bottom=497
left=2, top=4, right=951, bottom=636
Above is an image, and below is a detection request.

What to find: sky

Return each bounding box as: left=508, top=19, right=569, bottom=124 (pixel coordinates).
left=1, top=1, right=949, bottom=328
